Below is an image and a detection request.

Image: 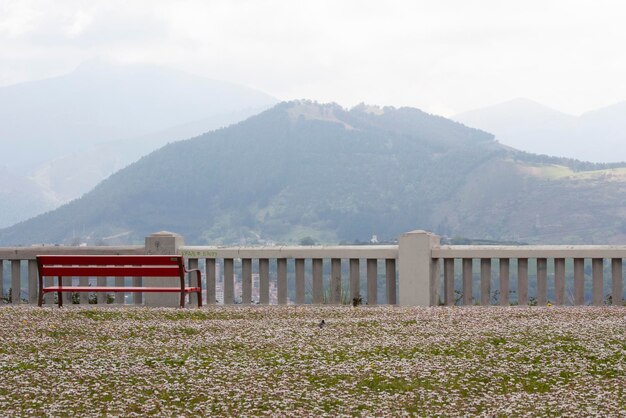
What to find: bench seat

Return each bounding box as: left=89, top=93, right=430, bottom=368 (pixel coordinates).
left=41, top=286, right=202, bottom=293
left=37, top=255, right=202, bottom=308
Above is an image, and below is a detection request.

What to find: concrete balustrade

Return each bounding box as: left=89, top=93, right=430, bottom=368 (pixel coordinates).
left=1, top=230, right=626, bottom=307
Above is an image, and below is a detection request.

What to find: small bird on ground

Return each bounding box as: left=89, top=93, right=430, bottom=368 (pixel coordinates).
left=318, top=320, right=325, bottom=329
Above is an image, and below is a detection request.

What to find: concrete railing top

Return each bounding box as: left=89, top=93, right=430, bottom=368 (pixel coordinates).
left=0, top=246, right=145, bottom=261
left=3, top=242, right=626, bottom=261
left=179, top=245, right=399, bottom=259
left=433, top=245, right=626, bottom=259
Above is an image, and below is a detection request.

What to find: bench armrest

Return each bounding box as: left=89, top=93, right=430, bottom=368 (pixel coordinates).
left=186, top=268, right=202, bottom=289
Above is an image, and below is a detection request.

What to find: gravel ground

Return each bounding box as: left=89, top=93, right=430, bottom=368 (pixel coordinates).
left=0, top=305, right=625, bottom=416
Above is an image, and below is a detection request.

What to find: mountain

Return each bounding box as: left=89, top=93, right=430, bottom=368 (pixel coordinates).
left=0, top=167, right=57, bottom=228
left=0, top=60, right=277, bottom=171
left=453, top=98, right=626, bottom=163
left=2, top=100, right=626, bottom=246
left=0, top=61, right=277, bottom=227
left=28, top=108, right=270, bottom=204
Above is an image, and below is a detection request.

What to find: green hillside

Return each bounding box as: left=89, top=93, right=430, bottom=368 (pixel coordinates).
left=2, top=101, right=626, bottom=246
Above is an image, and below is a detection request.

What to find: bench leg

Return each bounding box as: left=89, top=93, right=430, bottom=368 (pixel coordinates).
left=197, top=290, right=202, bottom=308
left=180, top=292, right=185, bottom=308
left=57, top=276, right=63, bottom=308
left=38, top=290, right=43, bottom=307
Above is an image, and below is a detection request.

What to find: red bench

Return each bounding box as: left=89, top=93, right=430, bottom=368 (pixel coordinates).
left=37, top=255, right=202, bottom=308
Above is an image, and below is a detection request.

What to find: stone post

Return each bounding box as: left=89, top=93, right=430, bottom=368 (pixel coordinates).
left=398, top=230, right=440, bottom=307
left=144, top=231, right=184, bottom=307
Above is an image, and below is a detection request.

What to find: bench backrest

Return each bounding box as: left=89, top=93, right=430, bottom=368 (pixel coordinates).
left=37, top=255, right=185, bottom=278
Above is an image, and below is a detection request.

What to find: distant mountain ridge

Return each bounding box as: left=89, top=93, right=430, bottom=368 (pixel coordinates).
left=453, top=98, right=626, bottom=163
left=2, top=100, right=626, bottom=246
left=0, top=61, right=277, bottom=227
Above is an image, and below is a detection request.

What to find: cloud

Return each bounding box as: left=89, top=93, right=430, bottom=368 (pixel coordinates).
left=1, top=0, right=626, bottom=114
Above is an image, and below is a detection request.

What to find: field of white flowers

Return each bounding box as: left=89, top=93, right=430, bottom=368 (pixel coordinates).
left=0, top=305, right=624, bottom=416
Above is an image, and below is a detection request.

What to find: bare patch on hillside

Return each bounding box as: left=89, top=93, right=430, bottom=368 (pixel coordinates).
left=287, top=102, right=355, bottom=130
left=518, top=163, right=626, bottom=182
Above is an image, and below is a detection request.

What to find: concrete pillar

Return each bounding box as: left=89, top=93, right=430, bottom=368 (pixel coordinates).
left=398, top=230, right=440, bottom=307
left=480, top=258, right=491, bottom=306
left=295, top=259, right=305, bottom=304
left=144, top=231, right=184, bottom=307
left=242, top=258, right=252, bottom=304
left=444, top=258, right=454, bottom=306
left=574, top=258, right=584, bottom=305
left=612, top=258, right=622, bottom=306
left=499, top=258, right=509, bottom=306
left=430, top=258, right=440, bottom=306
left=554, top=258, right=565, bottom=305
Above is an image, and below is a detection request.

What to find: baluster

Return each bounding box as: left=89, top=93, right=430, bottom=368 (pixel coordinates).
left=242, top=258, right=252, bottom=304
left=499, top=258, right=509, bottom=306
left=462, top=258, right=473, bottom=306
left=28, top=260, right=38, bottom=305
left=11, top=260, right=21, bottom=304
left=188, top=258, right=199, bottom=307
left=206, top=258, right=216, bottom=304
left=330, top=258, right=341, bottom=304
left=554, top=258, right=565, bottom=305
left=592, top=258, right=603, bottom=306
left=277, top=258, right=287, bottom=304
left=44, top=277, right=54, bottom=305
left=63, top=276, right=73, bottom=305
left=259, top=258, right=269, bottom=304
left=518, top=258, right=528, bottom=306
left=132, top=277, right=142, bottom=305
left=612, top=258, right=623, bottom=306
left=367, top=259, right=377, bottom=306
left=79, top=276, right=89, bottom=305
left=312, top=259, right=323, bottom=304
left=349, top=259, right=360, bottom=303
left=115, top=276, right=125, bottom=304
left=444, top=258, right=454, bottom=306
left=386, top=259, right=397, bottom=305
left=480, top=258, right=491, bottom=306
left=223, top=258, right=234, bottom=305
left=97, top=277, right=107, bottom=304
left=295, top=259, right=305, bottom=304
left=574, top=258, right=584, bottom=305
left=537, top=258, right=547, bottom=306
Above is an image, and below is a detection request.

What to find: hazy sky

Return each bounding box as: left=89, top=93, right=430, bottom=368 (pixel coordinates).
left=2, top=0, right=626, bottom=116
